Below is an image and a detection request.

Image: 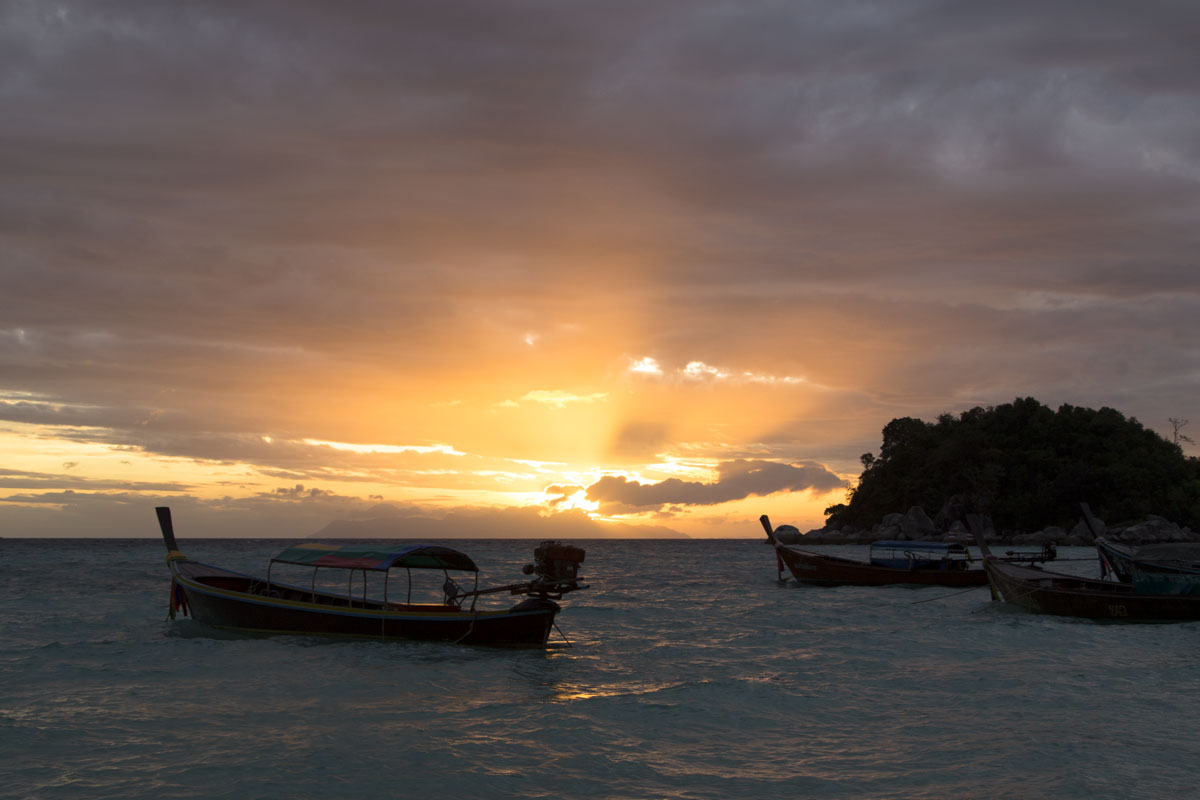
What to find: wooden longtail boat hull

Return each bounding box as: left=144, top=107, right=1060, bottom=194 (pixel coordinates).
left=776, top=545, right=989, bottom=587
left=169, top=558, right=560, bottom=647
left=982, top=557, right=1200, bottom=622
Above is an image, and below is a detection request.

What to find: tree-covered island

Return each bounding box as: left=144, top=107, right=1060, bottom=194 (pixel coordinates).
left=812, top=397, right=1200, bottom=545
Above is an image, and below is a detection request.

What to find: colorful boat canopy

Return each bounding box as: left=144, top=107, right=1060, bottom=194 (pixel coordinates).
left=270, top=543, right=478, bottom=572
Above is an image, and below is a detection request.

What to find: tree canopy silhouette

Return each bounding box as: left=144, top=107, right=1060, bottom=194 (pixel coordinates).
left=824, top=397, right=1200, bottom=532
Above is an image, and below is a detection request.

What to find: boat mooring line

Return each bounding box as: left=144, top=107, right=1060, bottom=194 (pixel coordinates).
left=911, top=586, right=987, bottom=604
left=970, top=578, right=1045, bottom=612
left=983, top=582, right=1043, bottom=608
left=452, top=611, right=480, bottom=645
left=553, top=620, right=573, bottom=648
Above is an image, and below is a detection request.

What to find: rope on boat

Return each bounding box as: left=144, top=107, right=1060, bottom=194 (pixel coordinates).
left=910, top=586, right=987, bottom=604
left=553, top=620, right=573, bottom=648
left=969, top=573, right=1044, bottom=612
left=452, top=611, right=480, bottom=645
left=983, top=580, right=1045, bottom=609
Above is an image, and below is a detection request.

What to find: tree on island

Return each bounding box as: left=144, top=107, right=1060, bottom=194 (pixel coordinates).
left=824, top=397, right=1200, bottom=533
left=1169, top=417, right=1195, bottom=448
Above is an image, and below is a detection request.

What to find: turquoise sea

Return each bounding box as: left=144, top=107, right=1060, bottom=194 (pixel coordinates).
left=2, top=537, right=1198, bottom=799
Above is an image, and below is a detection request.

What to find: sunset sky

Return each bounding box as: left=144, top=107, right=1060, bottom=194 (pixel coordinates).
left=3, top=1, right=1198, bottom=538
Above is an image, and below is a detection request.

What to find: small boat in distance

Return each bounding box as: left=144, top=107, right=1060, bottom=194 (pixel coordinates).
left=761, top=514, right=991, bottom=587
left=157, top=507, right=587, bottom=647
left=970, top=515, right=1200, bottom=621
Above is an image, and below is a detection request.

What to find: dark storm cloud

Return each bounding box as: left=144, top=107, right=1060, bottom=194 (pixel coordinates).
left=0, top=467, right=188, bottom=493
left=585, top=459, right=846, bottom=513
left=0, top=396, right=155, bottom=430
left=6, top=2, right=1196, bottom=287
left=7, top=1, right=1196, bottom=257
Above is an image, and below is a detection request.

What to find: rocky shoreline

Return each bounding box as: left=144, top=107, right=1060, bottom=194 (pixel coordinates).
left=773, top=505, right=1200, bottom=547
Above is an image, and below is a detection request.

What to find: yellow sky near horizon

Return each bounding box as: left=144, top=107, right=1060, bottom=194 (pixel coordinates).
left=0, top=344, right=858, bottom=537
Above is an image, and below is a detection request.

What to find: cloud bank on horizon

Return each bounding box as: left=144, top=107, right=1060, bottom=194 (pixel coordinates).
left=1, top=1, right=1198, bottom=537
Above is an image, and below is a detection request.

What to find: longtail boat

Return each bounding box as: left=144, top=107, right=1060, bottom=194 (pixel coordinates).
left=970, top=515, right=1200, bottom=621
left=158, top=507, right=587, bottom=646
left=762, top=515, right=1056, bottom=587
left=762, top=514, right=990, bottom=587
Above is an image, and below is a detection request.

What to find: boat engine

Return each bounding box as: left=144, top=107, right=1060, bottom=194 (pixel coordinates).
left=523, top=540, right=586, bottom=597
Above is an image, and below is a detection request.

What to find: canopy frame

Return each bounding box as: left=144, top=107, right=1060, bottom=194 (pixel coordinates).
left=263, top=543, right=480, bottom=607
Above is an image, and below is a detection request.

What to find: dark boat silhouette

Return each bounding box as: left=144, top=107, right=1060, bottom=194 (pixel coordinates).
left=761, top=514, right=991, bottom=587
left=157, top=506, right=586, bottom=646
left=970, top=514, right=1200, bottom=621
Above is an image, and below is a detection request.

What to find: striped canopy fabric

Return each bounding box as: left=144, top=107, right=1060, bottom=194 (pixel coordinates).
left=270, top=543, right=479, bottom=572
